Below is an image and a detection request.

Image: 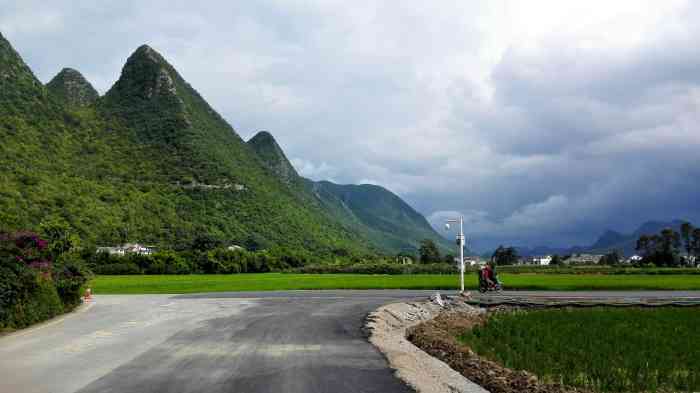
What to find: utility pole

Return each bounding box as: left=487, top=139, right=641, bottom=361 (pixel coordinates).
left=445, top=216, right=465, bottom=293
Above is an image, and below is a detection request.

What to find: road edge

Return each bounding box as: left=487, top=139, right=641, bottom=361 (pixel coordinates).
left=0, top=300, right=94, bottom=340
left=364, top=295, right=489, bottom=393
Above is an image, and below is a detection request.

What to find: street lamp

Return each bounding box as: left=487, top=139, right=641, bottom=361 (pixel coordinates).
left=445, top=216, right=465, bottom=293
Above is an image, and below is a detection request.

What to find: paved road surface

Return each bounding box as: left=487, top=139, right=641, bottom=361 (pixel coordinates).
left=1, top=290, right=698, bottom=393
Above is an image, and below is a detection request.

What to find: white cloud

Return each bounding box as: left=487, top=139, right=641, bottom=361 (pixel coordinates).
left=290, top=158, right=338, bottom=182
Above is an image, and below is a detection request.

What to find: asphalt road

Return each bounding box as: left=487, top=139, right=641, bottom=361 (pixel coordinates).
left=1, top=290, right=699, bottom=393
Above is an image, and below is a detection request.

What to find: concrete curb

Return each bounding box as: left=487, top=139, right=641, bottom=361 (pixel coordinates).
left=365, top=296, right=489, bottom=393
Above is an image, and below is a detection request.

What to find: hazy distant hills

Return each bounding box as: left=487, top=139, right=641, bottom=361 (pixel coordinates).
left=516, top=220, right=686, bottom=257
left=0, top=32, right=449, bottom=254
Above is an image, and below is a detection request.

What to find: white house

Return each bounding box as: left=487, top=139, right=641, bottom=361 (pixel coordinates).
left=567, top=253, right=604, bottom=265
left=627, top=255, right=643, bottom=264
left=462, top=256, right=485, bottom=266
left=532, top=255, right=552, bottom=266
left=96, top=246, right=125, bottom=256
left=97, top=243, right=155, bottom=256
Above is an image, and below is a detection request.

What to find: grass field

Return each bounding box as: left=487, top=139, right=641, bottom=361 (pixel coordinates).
left=459, top=307, right=700, bottom=392
left=90, top=273, right=700, bottom=294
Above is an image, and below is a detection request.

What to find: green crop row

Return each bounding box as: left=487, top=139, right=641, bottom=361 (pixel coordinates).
left=459, top=307, right=700, bottom=392
left=90, top=273, right=700, bottom=294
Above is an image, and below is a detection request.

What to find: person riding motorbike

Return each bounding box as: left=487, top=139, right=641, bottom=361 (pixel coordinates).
left=481, top=265, right=494, bottom=287
left=479, top=262, right=502, bottom=292
left=488, top=262, right=500, bottom=286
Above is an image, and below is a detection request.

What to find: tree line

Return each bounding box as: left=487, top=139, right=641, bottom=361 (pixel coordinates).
left=635, top=222, right=700, bottom=267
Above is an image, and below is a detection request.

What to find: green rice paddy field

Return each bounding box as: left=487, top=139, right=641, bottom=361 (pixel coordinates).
left=91, top=273, right=700, bottom=294
left=459, top=307, right=700, bottom=392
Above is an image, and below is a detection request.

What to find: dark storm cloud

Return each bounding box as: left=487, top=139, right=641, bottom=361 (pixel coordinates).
left=2, top=0, right=699, bottom=251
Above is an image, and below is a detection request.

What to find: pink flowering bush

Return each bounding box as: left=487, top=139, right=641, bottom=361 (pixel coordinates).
left=0, top=230, right=89, bottom=330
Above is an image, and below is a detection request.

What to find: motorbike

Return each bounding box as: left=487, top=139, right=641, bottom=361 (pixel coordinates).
left=477, top=270, right=502, bottom=293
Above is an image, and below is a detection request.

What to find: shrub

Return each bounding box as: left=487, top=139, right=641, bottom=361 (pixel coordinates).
left=0, top=231, right=91, bottom=330
left=93, top=262, right=141, bottom=275
left=53, top=252, right=93, bottom=308
left=6, top=276, right=64, bottom=329
left=149, top=251, right=191, bottom=274
left=0, top=231, right=64, bottom=330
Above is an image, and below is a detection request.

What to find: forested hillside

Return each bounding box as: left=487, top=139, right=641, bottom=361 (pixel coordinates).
left=247, top=131, right=453, bottom=253
left=0, top=32, right=447, bottom=255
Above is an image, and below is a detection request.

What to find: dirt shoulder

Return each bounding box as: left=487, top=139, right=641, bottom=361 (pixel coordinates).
left=406, top=308, right=591, bottom=393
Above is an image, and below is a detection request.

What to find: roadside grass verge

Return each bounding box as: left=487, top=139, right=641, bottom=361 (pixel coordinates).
left=459, top=307, right=700, bottom=392
left=91, top=273, right=700, bottom=294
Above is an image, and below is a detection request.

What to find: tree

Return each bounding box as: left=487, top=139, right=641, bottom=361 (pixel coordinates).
left=190, top=233, right=223, bottom=252
left=691, top=228, right=700, bottom=266
left=600, top=250, right=620, bottom=266
left=244, top=234, right=268, bottom=252
left=636, top=229, right=681, bottom=267
left=680, top=222, right=700, bottom=266
left=550, top=254, right=562, bottom=266
left=681, top=222, right=694, bottom=257
left=492, top=245, right=518, bottom=266
left=658, top=228, right=681, bottom=266
left=636, top=235, right=653, bottom=258
left=39, top=218, right=80, bottom=260
left=419, top=239, right=441, bottom=264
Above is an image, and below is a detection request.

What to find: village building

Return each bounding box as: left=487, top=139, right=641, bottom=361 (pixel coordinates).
left=462, top=256, right=486, bottom=266
left=96, top=243, right=155, bottom=256
left=396, top=255, right=413, bottom=265
left=532, top=255, right=552, bottom=266
left=566, top=253, right=604, bottom=265
left=626, top=255, right=643, bottom=264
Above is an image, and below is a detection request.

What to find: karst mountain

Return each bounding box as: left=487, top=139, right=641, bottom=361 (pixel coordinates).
left=0, top=33, right=451, bottom=254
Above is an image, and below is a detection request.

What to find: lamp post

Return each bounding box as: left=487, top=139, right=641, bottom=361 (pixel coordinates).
left=445, top=216, right=465, bottom=293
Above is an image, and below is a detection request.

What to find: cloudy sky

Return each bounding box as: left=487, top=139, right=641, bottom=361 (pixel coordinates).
left=3, top=0, right=699, bottom=251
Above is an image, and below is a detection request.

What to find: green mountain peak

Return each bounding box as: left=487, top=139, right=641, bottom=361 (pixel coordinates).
left=247, top=131, right=299, bottom=185
left=46, top=67, right=99, bottom=107
left=0, top=31, right=50, bottom=115
left=1, top=33, right=449, bottom=255
left=105, top=44, right=181, bottom=103
left=102, top=43, right=260, bottom=184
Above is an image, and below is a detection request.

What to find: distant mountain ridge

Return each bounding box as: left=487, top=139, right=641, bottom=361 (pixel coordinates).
left=516, top=220, right=687, bottom=257
left=0, top=32, right=446, bottom=255
left=246, top=131, right=453, bottom=253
